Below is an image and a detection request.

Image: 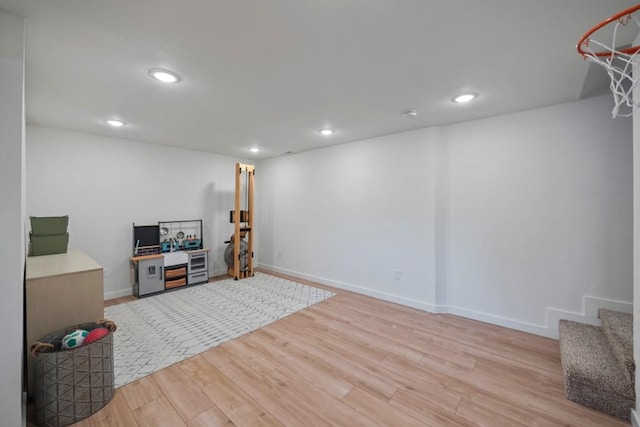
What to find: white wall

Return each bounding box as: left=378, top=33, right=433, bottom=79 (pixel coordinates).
left=26, top=125, right=250, bottom=299
left=258, top=127, right=439, bottom=310
left=258, top=94, right=632, bottom=337
left=445, top=95, right=632, bottom=333
left=0, top=9, right=25, bottom=427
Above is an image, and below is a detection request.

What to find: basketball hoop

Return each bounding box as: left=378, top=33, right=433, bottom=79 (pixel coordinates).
left=577, top=5, right=640, bottom=117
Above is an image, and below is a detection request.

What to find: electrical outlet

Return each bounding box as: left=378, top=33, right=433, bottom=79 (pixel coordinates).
left=277, top=250, right=283, bottom=258
left=393, top=270, right=402, bottom=280
left=103, top=268, right=110, bottom=278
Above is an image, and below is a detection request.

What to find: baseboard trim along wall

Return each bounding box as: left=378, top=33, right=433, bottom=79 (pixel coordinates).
left=446, top=305, right=554, bottom=338
left=262, top=264, right=445, bottom=314
left=547, top=296, right=633, bottom=338
left=262, top=265, right=551, bottom=336
left=261, top=264, right=633, bottom=340
left=104, top=288, right=134, bottom=300
left=106, top=262, right=633, bottom=340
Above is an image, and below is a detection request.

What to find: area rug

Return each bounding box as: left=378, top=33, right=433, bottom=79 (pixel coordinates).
left=104, top=272, right=335, bottom=388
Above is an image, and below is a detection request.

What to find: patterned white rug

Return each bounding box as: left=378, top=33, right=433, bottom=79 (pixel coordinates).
left=105, top=272, right=335, bottom=388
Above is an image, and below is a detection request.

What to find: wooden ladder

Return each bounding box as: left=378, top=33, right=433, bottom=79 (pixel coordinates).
left=229, top=162, right=255, bottom=279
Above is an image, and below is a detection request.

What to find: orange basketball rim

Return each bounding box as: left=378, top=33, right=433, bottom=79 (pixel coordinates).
left=577, top=4, right=640, bottom=57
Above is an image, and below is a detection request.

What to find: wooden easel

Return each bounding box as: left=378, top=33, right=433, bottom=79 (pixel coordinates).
left=229, top=163, right=254, bottom=279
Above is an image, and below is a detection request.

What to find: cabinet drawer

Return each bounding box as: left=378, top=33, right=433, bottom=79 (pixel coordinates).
left=165, top=266, right=187, bottom=279
left=165, top=277, right=186, bottom=289
left=188, top=272, right=208, bottom=285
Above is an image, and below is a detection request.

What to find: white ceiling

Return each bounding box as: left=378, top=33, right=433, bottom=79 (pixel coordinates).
left=1, top=0, right=638, bottom=159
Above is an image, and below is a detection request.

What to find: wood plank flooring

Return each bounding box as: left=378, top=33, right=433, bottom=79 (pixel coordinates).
left=29, top=270, right=630, bottom=426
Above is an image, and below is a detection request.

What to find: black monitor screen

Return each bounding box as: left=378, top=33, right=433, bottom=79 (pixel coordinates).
left=133, top=225, right=159, bottom=247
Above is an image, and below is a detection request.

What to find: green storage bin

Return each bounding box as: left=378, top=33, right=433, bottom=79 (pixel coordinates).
left=30, top=232, right=69, bottom=256
left=30, top=215, right=69, bottom=236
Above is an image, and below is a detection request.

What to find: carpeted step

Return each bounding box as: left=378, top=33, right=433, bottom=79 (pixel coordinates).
left=558, top=319, right=634, bottom=420
left=599, top=309, right=635, bottom=383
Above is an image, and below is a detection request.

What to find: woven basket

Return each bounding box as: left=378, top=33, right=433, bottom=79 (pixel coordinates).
left=32, top=321, right=115, bottom=427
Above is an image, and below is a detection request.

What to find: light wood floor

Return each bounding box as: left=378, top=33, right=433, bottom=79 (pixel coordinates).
left=31, top=270, right=630, bottom=426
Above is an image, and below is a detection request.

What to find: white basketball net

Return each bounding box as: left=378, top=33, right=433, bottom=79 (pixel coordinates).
left=580, top=13, right=640, bottom=118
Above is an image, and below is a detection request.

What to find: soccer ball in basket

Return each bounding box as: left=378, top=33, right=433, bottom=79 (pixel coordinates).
left=62, top=329, right=89, bottom=349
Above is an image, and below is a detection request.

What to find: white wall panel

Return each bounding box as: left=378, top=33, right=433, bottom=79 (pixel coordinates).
left=258, top=94, right=632, bottom=335
left=257, top=128, right=438, bottom=308
left=445, top=95, right=632, bottom=326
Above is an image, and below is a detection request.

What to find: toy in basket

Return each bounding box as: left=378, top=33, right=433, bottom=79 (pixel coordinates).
left=61, top=329, right=89, bottom=349
left=84, top=327, right=110, bottom=344
left=59, top=327, right=110, bottom=349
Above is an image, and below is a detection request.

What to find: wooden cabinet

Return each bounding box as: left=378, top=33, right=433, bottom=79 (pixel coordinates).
left=25, top=250, right=104, bottom=397
left=165, top=264, right=187, bottom=289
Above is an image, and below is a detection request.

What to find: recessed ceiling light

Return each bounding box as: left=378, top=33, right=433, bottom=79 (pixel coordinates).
left=452, top=93, right=478, bottom=103
left=149, top=68, right=181, bottom=83
left=249, top=147, right=259, bottom=153
left=105, top=119, right=126, bottom=127
left=319, top=128, right=334, bottom=136
left=403, top=109, right=418, bottom=118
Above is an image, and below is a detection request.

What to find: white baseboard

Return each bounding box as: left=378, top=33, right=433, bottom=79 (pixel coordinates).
left=448, top=305, right=556, bottom=338
left=210, top=267, right=229, bottom=277
left=104, top=288, right=133, bottom=300
left=546, top=295, right=633, bottom=337
left=105, top=263, right=633, bottom=340
left=632, top=408, right=640, bottom=427
left=584, top=295, right=633, bottom=317
left=259, top=264, right=632, bottom=339
left=546, top=308, right=601, bottom=338
left=262, top=265, right=552, bottom=336
left=261, top=264, right=443, bottom=313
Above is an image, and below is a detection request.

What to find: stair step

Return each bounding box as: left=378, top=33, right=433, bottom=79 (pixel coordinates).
left=599, top=309, right=635, bottom=383
left=558, top=319, right=634, bottom=420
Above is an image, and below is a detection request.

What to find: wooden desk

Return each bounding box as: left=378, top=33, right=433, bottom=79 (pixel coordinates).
left=25, top=250, right=104, bottom=397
